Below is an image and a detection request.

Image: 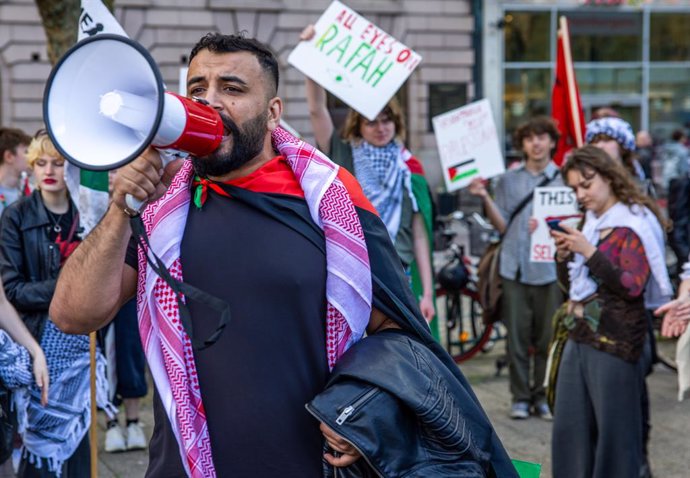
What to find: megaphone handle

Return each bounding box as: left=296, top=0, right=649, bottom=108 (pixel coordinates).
left=124, top=150, right=183, bottom=215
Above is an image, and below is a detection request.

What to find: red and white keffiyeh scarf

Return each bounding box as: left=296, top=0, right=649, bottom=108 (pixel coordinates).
left=136, top=127, right=372, bottom=477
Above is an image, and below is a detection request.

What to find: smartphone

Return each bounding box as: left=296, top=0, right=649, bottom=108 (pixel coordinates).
left=546, top=219, right=565, bottom=233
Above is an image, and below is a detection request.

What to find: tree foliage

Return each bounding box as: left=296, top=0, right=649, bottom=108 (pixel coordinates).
left=35, top=0, right=115, bottom=65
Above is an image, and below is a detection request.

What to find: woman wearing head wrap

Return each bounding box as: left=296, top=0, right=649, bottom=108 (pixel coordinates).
left=585, top=116, right=654, bottom=195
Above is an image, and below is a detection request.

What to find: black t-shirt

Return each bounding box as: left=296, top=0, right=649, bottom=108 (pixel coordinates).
left=126, top=192, right=329, bottom=477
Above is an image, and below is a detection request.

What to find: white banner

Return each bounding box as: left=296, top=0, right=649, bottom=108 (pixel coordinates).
left=530, top=186, right=581, bottom=263
left=288, top=0, right=422, bottom=120
left=78, top=0, right=127, bottom=41
left=432, top=98, right=505, bottom=192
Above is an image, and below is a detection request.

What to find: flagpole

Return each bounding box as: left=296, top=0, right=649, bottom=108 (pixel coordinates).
left=90, top=331, right=98, bottom=478
left=559, top=16, right=584, bottom=147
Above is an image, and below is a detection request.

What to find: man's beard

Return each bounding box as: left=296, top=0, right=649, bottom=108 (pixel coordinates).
left=192, top=111, right=267, bottom=178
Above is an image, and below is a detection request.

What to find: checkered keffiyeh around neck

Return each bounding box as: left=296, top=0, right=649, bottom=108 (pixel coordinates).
left=351, top=140, right=417, bottom=243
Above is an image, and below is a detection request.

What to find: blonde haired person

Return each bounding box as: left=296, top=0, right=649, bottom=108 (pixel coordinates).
left=0, top=131, right=114, bottom=477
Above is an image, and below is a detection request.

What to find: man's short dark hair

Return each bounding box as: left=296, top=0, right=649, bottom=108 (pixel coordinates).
left=189, top=32, right=279, bottom=96
left=0, top=127, right=31, bottom=165
left=671, top=129, right=686, bottom=142
left=513, top=116, right=561, bottom=156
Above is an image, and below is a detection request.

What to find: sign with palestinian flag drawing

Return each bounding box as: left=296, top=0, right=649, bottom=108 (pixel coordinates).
left=288, top=1, right=422, bottom=120
left=432, top=99, right=505, bottom=192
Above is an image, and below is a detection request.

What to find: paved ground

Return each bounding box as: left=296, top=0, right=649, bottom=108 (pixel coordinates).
left=1, top=338, right=686, bottom=477
left=90, top=339, right=688, bottom=478
left=458, top=340, right=690, bottom=478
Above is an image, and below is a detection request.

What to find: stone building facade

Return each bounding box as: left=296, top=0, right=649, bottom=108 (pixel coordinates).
left=0, top=0, right=476, bottom=190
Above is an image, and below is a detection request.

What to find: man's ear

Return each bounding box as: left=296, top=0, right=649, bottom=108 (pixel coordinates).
left=2, top=149, right=14, bottom=166
left=266, top=97, right=283, bottom=132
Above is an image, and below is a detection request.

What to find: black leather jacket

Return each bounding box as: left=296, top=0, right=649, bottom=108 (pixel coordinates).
left=307, top=329, right=518, bottom=478
left=0, top=190, right=78, bottom=339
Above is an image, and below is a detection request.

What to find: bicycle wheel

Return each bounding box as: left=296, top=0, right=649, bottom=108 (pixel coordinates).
left=442, top=288, right=494, bottom=363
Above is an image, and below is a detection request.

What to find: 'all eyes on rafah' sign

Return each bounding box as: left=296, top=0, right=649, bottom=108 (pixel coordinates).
left=289, top=0, right=422, bottom=121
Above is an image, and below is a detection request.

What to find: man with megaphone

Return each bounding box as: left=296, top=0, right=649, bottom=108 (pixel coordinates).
left=49, top=33, right=515, bottom=478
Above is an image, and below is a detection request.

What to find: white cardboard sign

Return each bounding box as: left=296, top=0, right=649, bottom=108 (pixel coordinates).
left=530, top=186, right=581, bottom=263
left=288, top=0, right=422, bottom=120
left=432, top=99, right=505, bottom=192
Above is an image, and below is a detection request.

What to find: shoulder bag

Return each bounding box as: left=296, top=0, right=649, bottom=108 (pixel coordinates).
left=477, top=173, right=555, bottom=325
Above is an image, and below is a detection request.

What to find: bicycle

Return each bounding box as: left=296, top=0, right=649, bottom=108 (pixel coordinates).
left=435, top=212, right=507, bottom=365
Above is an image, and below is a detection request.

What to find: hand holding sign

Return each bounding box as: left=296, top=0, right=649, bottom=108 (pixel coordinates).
left=530, top=187, right=582, bottom=262
left=289, top=1, right=422, bottom=121
left=432, top=99, right=505, bottom=192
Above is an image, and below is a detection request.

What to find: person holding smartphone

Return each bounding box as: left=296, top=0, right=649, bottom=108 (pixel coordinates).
left=550, top=145, right=672, bottom=478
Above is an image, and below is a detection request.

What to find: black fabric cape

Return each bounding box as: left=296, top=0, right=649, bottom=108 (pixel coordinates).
left=220, top=183, right=517, bottom=477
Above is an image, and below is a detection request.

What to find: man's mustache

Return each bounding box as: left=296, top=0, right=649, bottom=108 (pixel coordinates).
left=220, top=113, right=240, bottom=137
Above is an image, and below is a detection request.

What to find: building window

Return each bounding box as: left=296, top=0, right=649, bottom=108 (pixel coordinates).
left=428, top=83, right=467, bottom=132
left=503, top=69, right=550, bottom=153
left=567, top=10, right=642, bottom=62
left=649, top=67, right=690, bottom=143
left=650, top=13, right=690, bottom=62
left=503, top=11, right=550, bottom=62
left=499, top=5, right=690, bottom=156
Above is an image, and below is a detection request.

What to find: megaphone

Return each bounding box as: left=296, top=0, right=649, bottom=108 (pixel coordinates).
left=43, top=34, right=224, bottom=210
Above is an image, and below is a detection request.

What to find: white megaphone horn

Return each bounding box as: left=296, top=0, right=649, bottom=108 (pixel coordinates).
left=43, top=34, right=224, bottom=212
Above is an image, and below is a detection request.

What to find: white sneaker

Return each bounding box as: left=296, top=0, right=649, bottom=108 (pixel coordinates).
left=11, top=447, right=21, bottom=473
left=104, top=425, right=126, bottom=453
left=509, top=401, right=530, bottom=419
left=126, top=422, right=147, bottom=450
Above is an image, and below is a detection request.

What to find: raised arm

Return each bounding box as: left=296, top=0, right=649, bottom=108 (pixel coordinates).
left=50, top=147, right=175, bottom=334
left=300, top=25, right=334, bottom=153
left=467, top=177, right=507, bottom=234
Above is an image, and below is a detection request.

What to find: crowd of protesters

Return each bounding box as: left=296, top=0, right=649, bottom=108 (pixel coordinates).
left=0, top=23, right=687, bottom=478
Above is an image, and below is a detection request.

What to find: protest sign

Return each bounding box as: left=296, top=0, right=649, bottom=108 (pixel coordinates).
left=432, top=98, right=505, bottom=192
left=288, top=0, right=422, bottom=120
left=530, top=186, right=581, bottom=262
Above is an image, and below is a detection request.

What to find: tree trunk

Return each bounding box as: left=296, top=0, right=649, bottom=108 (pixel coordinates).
left=35, top=0, right=115, bottom=65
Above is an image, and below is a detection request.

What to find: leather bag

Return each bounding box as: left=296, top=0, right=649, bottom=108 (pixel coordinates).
left=477, top=241, right=503, bottom=325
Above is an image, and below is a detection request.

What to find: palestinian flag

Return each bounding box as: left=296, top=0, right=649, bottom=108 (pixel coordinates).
left=64, top=0, right=130, bottom=235
left=447, top=158, right=479, bottom=183
left=64, top=164, right=110, bottom=235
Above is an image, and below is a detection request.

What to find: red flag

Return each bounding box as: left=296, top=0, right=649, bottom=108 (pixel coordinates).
left=551, top=16, right=585, bottom=166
